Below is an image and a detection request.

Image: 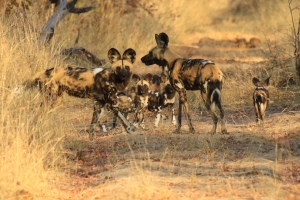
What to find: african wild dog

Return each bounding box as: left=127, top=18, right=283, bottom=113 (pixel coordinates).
left=22, top=48, right=137, bottom=140
left=141, top=32, right=227, bottom=134
left=252, top=76, right=270, bottom=125
left=98, top=73, right=154, bottom=132
left=131, top=73, right=153, bottom=129
left=94, top=91, right=136, bottom=134
left=97, top=74, right=141, bottom=133
left=148, top=73, right=177, bottom=127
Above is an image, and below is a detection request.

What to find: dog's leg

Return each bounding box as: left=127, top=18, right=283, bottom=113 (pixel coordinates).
left=254, top=101, right=261, bottom=125
left=202, top=88, right=220, bottom=135
left=258, top=102, right=266, bottom=126
left=154, top=112, right=161, bottom=127
left=88, top=101, right=104, bottom=140
left=105, top=106, right=118, bottom=130
left=133, top=111, right=141, bottom=128
left=159, top=106, right=168, bottom=121
left=98, top=120, right=108, bottom=134
left=133, top=109, right=147, bottom=129
left=140, top=118, right=146, bottom=129
left=171, top=108, right=177, bottom=126
left=138, top=111, right=146, bottom=129
left=173, top=80, right=195, bottom=133
left=116, top=111, right=136, bottom=134
left=55, top=86, right=64, bottom=106
left=216, top=97, right=227, bottom=134
left=111, top=114, right=118, bottom=129
left=178, top=89, right=195, bottom=134
left=154, top=107, right=161, bottom=127
left=204, top=100, right=218, bottom=134
left=49, top=83, right=62, bottom=107
left=176, top=99, right=182, bottom=133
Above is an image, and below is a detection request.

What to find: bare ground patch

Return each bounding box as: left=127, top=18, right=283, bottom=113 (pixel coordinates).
left=54, top=97, right=300, bottom=199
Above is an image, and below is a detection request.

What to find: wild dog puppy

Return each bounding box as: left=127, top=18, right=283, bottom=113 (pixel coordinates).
left=141, top=32, right=227, bottom=134
left=96, top=91, right=136, bottom=134
left=148, top=73, right=177, bottom=127
left=127, top=73, right=141, bottom=103
left=23, top=48, right=137, bottom=140
left=252, top=77, right=270, bottom=125
left=99, top=73, right=141, bottom=133
left=99, top=73, right=152, bottom=131
left=132, top=73, right=153, bottom=129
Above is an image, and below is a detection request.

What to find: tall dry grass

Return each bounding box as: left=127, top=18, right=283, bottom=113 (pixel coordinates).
left=0, top=11, right=67, bottom=199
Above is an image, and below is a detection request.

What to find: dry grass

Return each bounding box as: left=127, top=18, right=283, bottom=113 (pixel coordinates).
left=0, top=13, right=67, bottom=199
left=0, top=0, right=300, bottom=199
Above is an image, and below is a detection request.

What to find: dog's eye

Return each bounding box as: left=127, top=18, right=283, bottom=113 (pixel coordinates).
left=116, top=66, right=121, bottom=71
left=125, top=66, right=130, bottom=71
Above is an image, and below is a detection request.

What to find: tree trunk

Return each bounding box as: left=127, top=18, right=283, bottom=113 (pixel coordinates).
left=38, top=0, right=94, bottom=45
left=296, top=17, right=300, bottom=75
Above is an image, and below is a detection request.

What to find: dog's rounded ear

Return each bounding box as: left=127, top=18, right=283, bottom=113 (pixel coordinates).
left=252, top=77, right=260, bottom=86
left=155, top=34, right=160, bottom=46
left=155, top=32, right=169, bottom=48
left=132, top=74, right=141, bottom=83
left=144, top=73, right=153, bottom=83
left=108, top=48, right=121, bottom=64
left=123, top=48, right=136, bottom=64
left=264, top=76, right=271, bottom=86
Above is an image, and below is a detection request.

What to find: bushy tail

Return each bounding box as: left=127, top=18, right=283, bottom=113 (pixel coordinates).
left=209, top=80, right=222, bottom=111
left=22, top=77, right=40, bottom=89
left=22, top=68, right=54, bottom=90
left=10, top=70, right=44, bottom=101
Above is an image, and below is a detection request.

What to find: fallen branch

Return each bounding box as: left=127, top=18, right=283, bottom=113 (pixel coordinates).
left=60, top=47, right=106, bottom=67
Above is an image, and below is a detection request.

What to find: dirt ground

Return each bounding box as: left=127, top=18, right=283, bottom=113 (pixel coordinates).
left=51, top=39, right=300, bottom=199
left=58, top=104, right=300, bottom=199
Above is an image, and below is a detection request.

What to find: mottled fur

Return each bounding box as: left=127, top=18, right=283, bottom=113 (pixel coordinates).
left=23, top=48, right=137, bottom=140
left=148, top=73, right=177, bottom=127
left=141, top=32, right=227, bottom=134
left=131, top=73, right=153, bottom=129
left=252, top=77, right=270, bottom=125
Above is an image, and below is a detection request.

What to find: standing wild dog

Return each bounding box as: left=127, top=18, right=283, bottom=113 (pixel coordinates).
left=132, top=73, right=153, bottom=129
left=94, top=91, right=136, bottom=134
left=22, top=48, right=137, bottom=140
left=148, top=73, right=177, bottom=127
left=97, top=73, right=148, bottom=133
left=141, top=32, right=227, bottom=134
left=252, top=77, right=270, bottom=125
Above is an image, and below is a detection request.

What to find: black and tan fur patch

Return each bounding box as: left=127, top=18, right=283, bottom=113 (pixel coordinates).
left=141, top=32, right=227, bottom=134
left=23, top=48, right=137, bottom=140
left=130, top=73, right=153, bottom=129
left=148, top=73, right=177, bottom=127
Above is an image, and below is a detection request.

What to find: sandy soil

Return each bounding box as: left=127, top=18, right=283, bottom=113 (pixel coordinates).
left=58, top=103, right=300, bottom=199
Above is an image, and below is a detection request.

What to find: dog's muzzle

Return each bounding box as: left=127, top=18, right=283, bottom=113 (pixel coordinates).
left=141, top=55, right=167, bottom=67
left=141, top=55, right=156, bottom=66
left=116, top=69, right=130, bottom=81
